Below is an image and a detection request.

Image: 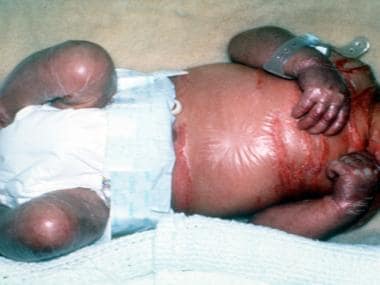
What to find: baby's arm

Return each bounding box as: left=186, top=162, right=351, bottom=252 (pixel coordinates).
left=0, top=188, right=109, bottom=262
left=0, top=40, right=117, bottom=127
left=228, top=26, right=350, bottom=135
left=253, top=152, right=379, bottom=239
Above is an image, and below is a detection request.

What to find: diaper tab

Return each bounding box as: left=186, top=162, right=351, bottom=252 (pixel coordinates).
left=115, top=68, right=188, bottom=91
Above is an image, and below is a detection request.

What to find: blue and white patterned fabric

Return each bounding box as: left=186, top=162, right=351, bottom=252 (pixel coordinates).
left=105, top=68, right=187, bottom=237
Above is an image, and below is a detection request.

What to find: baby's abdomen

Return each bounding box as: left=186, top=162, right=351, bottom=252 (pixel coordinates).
left=171, top=63, right=369, bottom=216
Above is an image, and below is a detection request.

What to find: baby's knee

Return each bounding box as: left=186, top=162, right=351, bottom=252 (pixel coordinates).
left=50, top=40, right=117, bottom=108
left=4, top=201, right=78, bottom=261
left=19, top=203, right=76, bottom=249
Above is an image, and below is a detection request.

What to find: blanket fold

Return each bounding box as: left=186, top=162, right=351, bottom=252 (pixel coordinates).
left=1, top=214, right=379, bottom=285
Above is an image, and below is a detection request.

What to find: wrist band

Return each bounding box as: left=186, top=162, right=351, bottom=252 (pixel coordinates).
left=263, top=33, right=370, bottom=79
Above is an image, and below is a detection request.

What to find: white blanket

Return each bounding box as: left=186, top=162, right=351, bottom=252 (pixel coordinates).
left=1, top=214, right=379, bottom=285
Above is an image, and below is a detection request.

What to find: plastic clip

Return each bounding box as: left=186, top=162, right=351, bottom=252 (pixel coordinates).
left=263, top=34, right=325, bottom=79
left=263, top=33, right=371, bottom=79
left=332, top=36, right=370, bottom=59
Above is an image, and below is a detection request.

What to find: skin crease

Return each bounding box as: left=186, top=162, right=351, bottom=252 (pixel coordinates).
left=0, top=26, right=379, bottom=261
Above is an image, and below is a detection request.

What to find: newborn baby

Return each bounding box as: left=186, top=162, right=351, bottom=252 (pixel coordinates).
left=0, top=26, right=379, bottom=262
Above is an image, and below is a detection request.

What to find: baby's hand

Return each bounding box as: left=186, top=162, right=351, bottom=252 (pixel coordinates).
left=291, top=65, right=350, bottom=136
left=327, top=151, right=379, bottom=216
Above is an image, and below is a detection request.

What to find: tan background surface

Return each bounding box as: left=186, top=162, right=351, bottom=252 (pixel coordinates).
left=0, top=0, right=379, bottom=243
left=0, top=0, right=379, bottom=76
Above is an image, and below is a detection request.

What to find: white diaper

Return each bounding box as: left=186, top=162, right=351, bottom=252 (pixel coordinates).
left=106, top=68, right=187, bottom=237
left=0, top=106, right=108, bottom=207
left=0, top=68, right=187, bottom=238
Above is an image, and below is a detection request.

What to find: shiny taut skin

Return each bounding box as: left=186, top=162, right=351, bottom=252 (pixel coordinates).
left=0, top=26, right=379, bottom=262
left=172, top=58, right=379, bottom=225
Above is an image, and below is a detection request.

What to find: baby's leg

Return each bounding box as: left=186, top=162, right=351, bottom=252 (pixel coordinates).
left=0, top=188, right=109, bottom=262
left=0, top=40, right=117, bottom=127
left=252, top=152, right=379, bottom=239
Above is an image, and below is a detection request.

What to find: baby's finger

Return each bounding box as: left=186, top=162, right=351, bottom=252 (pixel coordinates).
left=324, top=105, right=350, bottom=136
left=340, top=154, right=366, bottom=169
left=297, top=101, right=329, bottom=130
left=326, top=159, right=350, bottom=179
left=291, top=95, right=316, bottom=119
left=307, top=104, right=340, bottom=134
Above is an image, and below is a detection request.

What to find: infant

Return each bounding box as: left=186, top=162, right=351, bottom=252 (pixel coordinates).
left=0, top=26, right=379, bottom=262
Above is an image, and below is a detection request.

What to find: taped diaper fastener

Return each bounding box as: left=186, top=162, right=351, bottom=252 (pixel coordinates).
left=171, top=99, right=182, bottom=115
